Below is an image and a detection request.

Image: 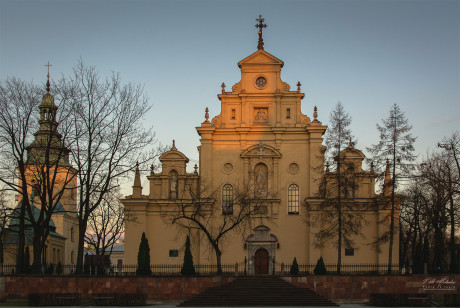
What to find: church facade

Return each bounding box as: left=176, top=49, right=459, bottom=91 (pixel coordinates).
left=123, top=20, right=398, bottom=273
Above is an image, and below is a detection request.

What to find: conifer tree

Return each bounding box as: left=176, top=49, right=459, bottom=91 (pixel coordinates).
left=136, top=232, right=151, bottom=276
left=312, top=102, right=365, bottom=275
left=367, top=103, right=416, bottom=274
left=314, top=257, right=327, bottom=275
left=181, top=235, right=195, bottom=276
left=290, top=257, right=299, bottom=275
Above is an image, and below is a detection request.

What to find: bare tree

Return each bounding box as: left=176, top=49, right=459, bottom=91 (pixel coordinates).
left=367, top=103, right=417, bottom=274
left=420, top=151, right=459, bottom=273
left=0, top=187, right=14, bottom=272
left=165, top=181, right=269, bottom=275
left=0, top=77, right=74, bottom=271
left=54, top=59, right=158, bottom=272
left=438, top=131, right=460, bottom=273
left=0, top=77, right=39, bottom=271
left=399, top=178, right=431, bottom=273
left=85, top=189, right=131, bottom=256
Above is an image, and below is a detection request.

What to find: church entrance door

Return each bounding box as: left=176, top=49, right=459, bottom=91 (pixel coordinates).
left=254, top=248, right=269, bottom=274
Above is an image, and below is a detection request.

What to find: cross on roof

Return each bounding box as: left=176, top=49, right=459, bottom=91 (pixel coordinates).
left=44, top=61, right=52, bottom=93
left=44, top=61, right=52, bottom=77
left=255, top=15, right=267, bottom=50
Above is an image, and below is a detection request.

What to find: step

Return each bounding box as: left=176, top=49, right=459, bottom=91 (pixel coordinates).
left=179, top=277, right=338, bottom=307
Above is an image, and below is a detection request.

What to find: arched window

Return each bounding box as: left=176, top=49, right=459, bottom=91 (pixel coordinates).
left=222, top=184, right=233, bottom=215
left=288, top=184, right=299, bottom=214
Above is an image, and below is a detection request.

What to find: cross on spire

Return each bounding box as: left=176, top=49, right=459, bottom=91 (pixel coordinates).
left=44, top=61, right=52, bottom=93
left=255, top=15, right=267, bottom=50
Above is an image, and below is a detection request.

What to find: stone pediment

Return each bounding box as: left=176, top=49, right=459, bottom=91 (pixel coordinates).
left=241, top=142, right=282, bottom=158
left=159, top=150, right=189, bottom=163
left=246, top=225, right=278, bottom=243
left=338, top=143, right=365, bottom=161
left=238, top=50, right=284, bottom=68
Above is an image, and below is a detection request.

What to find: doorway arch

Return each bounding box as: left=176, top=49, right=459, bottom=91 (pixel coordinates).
left=254, top=248, right=269, bottom=275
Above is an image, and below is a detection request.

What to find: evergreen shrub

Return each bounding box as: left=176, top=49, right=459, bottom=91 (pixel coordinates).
left=290, top=257, right=299, bottom=275
left=314, top=256, right=327, bottom=275
left=136, top=232, right=152, bottom=275
left=181, top=235, right=196, bottom=276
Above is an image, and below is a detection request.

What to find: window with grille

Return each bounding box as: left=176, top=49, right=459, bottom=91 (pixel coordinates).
left=222, top=184, right=233, bottom=215
left=345, top=248, right=355, bottom=256
left=288, top=184, right=299, bottom=214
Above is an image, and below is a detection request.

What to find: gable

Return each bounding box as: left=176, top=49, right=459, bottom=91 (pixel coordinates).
left=238, top=50, right=284, bottom=68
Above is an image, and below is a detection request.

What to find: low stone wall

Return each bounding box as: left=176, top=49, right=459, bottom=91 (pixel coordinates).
left=0, top=275, right=458, bottom=301
left=0, top=276, right=236, bottom=301
left=286, top=275, right=460, bottom=300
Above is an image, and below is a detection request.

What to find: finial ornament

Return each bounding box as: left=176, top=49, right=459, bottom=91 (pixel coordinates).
left=194, top=164, right=198, bottom=174
left=313, top=106, right=318, bottom=120
left=221, top=82, right=226, bottom=94
left=172, top=140, right=177, bottom=151
left=150, top=164, right=154, bottom=175
left=205, top=107, right=209, bottom=122
left=297, top=81, right=301, bottom=92
left=255, top=15, right=267, bottom=50
left=44, top=61, right=52, bottom=93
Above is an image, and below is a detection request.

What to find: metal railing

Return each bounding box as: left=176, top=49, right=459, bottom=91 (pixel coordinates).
left=1, top=262, right=400, bottom=276
left=275, top=262, right=400, bottom=275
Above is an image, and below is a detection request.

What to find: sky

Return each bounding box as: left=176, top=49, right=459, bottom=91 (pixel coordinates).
left=1, top=0, right=459, bottom=188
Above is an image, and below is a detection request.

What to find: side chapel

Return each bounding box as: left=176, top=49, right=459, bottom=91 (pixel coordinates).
left=123, top=17, right=398, bottom=273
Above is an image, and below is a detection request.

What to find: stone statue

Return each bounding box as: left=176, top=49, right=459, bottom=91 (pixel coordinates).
left=256, top=168, right=265, bottom=193
left=170, top=174, right=177, bottom=199
left=255, top=109, right=266, bottom=121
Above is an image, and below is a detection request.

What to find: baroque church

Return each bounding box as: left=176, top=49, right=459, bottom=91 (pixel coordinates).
left=3, top=74, right=79, bottom=267
left=123, top=18, right=399, bottom=274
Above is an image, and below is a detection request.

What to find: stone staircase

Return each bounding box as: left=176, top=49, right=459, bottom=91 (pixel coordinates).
left=179, top=276, right=338, bottom=306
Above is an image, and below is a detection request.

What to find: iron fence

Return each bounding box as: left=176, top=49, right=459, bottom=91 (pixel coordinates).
left=275, top=262, right=400, bottom=275
left=1, top=262, right=401, bottom=276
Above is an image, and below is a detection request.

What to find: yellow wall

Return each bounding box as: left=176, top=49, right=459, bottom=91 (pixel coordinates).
left=123, top=48, right=399, bottom=271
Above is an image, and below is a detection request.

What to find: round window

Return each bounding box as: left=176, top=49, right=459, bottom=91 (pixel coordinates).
left=255, top=77, right=267, bottom=89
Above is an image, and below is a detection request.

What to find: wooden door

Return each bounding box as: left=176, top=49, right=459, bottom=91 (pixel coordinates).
left=254, top=248, right=269, bottom=275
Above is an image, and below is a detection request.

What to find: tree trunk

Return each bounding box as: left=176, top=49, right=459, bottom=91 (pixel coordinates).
left=448, top=181, right=457, bottom=273
left=32, top=230, right=43, bottom=273
left=388, top=157, right=396, bottom=275
left=76, top=217, right=88, bottom=273
left=336, top=145, right=342, bottom=275
left=15, top=204, right=26, bottom=274
left=215, top=246, right=223, bottom=275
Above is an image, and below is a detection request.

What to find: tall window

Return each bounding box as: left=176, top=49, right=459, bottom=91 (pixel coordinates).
left=222, top=184, right=233, bottom=215
left=288, top=184, right=299, bottom=214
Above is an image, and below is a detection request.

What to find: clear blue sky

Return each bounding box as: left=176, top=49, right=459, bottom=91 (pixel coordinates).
left=1, top=0, right=459, bottom=178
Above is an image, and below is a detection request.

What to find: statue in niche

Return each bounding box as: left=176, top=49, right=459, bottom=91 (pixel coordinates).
left=170, top=173, right=177, bottom=200
left=255, top=166, right=267, bottom=197
left=255, top=109, right=267, bottom=121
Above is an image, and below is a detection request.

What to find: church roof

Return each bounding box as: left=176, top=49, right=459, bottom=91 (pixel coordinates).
left=8, top=202, right=65, bottom=239
left=337, top=142, right=365, bottom=160
left=237, top=49, right=284, bottom=68
left=159, top=140, right=189, bottom=163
